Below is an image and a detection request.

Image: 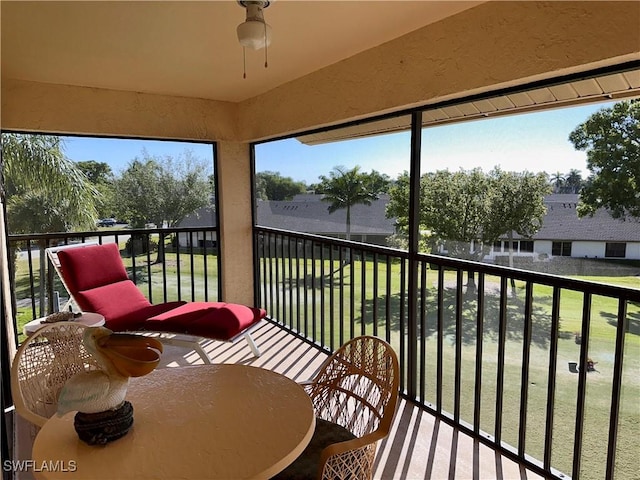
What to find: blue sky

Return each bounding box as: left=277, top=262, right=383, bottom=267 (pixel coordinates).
left=62, top=137, right=216, bottom=175
left=62, top=101, right=614, bottom=184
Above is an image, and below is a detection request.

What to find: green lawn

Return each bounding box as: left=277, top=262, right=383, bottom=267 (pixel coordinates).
left=11, top=252, right=639, bottom=478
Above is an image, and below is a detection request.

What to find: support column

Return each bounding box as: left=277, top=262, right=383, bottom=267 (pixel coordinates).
left=216, top=141, right=255, bottom=306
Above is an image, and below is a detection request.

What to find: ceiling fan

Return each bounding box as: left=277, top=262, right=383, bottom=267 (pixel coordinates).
left=236, top=1, right=272, bottom=78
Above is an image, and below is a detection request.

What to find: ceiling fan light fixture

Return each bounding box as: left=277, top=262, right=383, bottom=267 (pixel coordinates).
left=236, top=1, right=272, bottom=50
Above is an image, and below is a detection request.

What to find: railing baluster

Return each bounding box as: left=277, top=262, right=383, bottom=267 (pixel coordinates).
left=361, top=249, right=366, bottom=337
left=161, top=233, right=168, bottom=303
left=175, top=234, right=181, bottom=301
left=189, top=231, right=196, bottom=302
left=474, top=272, right=485, bottom=434
left=349, top=246, right=355, bottom=340
left=312, top=241, right=317, bottom=342
left=454, top=269, right=463, bottom=422
left=419, top=259, right=427, bottom=404
left=268, top=232, right=275, bottom=316
left=26, top=244, right=37, bottom=318
left=276, top=234, right=283, bottom=326
left=320, top=242, right=326, bottom=347
left=202, top=229, right=209, bottom=301
left=275, top=233, right=281, bottom=323
left=339, top=246, right=344, bottom=347
left=606, top=298, right=628, bottom=478
left=372, top=253, right=379, bottom=338
left=145, top=234, right=153, bottom=302
left=572, top=292, right=592, bottom=480
left=385, top=255, right=392, bottom=345
left=260, top=232, right=267, bottom=309
left=399, top=257, right=406, bottom=394
left=436, top=265, right=444, bottom=413
left=544, top=286, right=561, bottom=470
left=518, top=281, right=534, bottom=456
left=329, top=244, right=335, bottom=351
left=495, top=276, right=508, bottom=444
left=303, top=239, right=309, bottom=338
left=131, top=238, right=138, bottom=286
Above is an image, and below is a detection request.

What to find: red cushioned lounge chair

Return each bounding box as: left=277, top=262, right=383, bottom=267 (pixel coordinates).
left=45, top=242, right=265, bottom=363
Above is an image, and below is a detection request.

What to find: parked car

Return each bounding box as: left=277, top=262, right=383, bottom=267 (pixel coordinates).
left=97, top=218, right=117, bottom=227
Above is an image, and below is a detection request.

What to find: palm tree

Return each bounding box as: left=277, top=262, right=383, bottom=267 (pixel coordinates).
left=564, top=169, right=583, bottom=194
left=317, top=165, right=379, bottom=241
left=549, top=171, right=564, bottom=193
left=2, top=133, right=99, bottom=316
left=2, top=133, right=99, bottom=232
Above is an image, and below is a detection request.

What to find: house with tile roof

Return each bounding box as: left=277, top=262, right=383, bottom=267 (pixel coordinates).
left=487, top=194, right=640, bottom=261
left=177, top=194, right=397, bottom=248
left=255, top=194, right=397, bottom=245
left=179, top=194, right=639, bottom=262
left=176, top=206, right=218, bottom=249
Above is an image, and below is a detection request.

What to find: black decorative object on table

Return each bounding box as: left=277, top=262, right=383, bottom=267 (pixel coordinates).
left=74, top=401, right=134, bottom=445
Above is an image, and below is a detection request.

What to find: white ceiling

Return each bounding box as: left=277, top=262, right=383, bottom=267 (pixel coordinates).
left=1, top=1, right=484, bottom=103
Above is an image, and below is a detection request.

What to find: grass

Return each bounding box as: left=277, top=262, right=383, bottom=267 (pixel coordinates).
left=11, top=252, right=639, bottom=478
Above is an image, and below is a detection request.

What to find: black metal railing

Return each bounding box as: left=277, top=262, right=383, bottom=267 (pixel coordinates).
left=8, top=226, right=220, bottom=328
left=255, top=226, right=640, bottom=480
left=6, top=225, right=639, bottom=479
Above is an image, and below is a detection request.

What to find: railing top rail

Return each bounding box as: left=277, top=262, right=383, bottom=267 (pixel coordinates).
left=8, top=225, right=218, bottom=242
left=254, top=226, right=640, bottom=301
left=255, top=225, right=409, bottom=257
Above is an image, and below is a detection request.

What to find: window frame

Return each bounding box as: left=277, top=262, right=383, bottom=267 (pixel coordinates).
left=605, top=242, right=626, bottom=258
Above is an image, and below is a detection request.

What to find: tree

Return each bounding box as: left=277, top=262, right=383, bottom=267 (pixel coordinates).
left=114, top=150, right=211, bottom=229
left=76, top=160, right=118, bottom=219
left=386, top=168, right=550, bottom=291
left=76, top=160, right=113, bottom=184
left=255, top=171, right=306, bottom=200
left=490, top=168, right=551, bottom=292
left=114, top=150, right=211, bottom=262
left=114, top=158, right=162, bottom=229
left=362, top=170, right=391, bottom=195
left=316, top=166, right=380, bottom=241
left=569, top=99, right=640, bottom=219
left=385, top=171, right=411, bottom=235
left=419, top=169, right=498, bottom=264
left=563, top=169, right=583, bottom=194
left=549, top=171, right=565, bottom=193
left=2, top=133, right=99, bottom=315
left=2, top=133, right=99, bottom=233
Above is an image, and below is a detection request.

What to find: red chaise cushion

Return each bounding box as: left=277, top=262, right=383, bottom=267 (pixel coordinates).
left=75, top=280, right=186, bottom=331
left=57, top=243, right=129, bottom=294
left=145, top=302, right=266, bottom=340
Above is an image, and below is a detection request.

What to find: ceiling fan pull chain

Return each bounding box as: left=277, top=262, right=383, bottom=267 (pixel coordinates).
left=243, top=47, right=247, bottom=79
left=264, top=21, right=268, bottom=68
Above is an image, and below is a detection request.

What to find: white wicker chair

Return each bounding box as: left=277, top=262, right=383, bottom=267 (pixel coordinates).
left=10, top=322, right=101, bottom=428
left=275, top=336, right=400, bottom=480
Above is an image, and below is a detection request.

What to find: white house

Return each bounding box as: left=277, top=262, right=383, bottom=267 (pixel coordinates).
left=177, top=207, right=217, bottom=249
left=487, top=194, right=640, bottom=261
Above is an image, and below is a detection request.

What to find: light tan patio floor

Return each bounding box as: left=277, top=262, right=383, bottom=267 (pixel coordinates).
left=13, top=319, right=545, bottom=480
